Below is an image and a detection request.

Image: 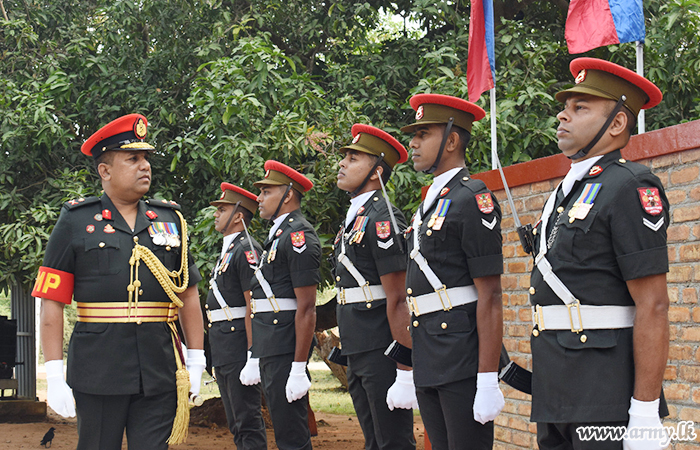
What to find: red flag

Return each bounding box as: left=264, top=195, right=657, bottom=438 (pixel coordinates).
left=565, top=0, right=645, bottom=54
left=467, top=0, right=495, bottom=103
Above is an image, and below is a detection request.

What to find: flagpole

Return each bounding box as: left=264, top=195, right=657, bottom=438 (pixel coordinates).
left=636, top=41, right=645, bottom=134
left=490, top=87, right=497, bottom=170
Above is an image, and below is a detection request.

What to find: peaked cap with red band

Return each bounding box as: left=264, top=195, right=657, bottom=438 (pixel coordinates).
left=211, top=182, right=258, bottom=214
left=254, top=160, right=313, bottom=193
left=339, top=124, right=408, bottom=168
left=555, top=57, right=662, bottom=116
left=81, top=114, right=155, bottom=159
left=401, top=93, right=486, bottom=134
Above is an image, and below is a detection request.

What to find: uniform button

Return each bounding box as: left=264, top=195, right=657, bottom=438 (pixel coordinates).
left=336, top=276, right=341, bottom=282
left=532, top=329, right=539, bottom=337
left=426, top=230, right=432, bottom=236
left=418, top=220, right=423, bottom=226
left=139, top=289, right=143, bottom=296
left=532, top=228, right=537, bottom=235
left=288, top=218, right=294, bottom=222
left=619, top=158, right=626, bottom=163
left=133, top=236, right=139, bottom=243
left=137, top=319, right=142, bottom=325
left=557, top=206, right=564, bottom=213
left=407, top=288, right=413, bottom=295
left=441, top=322, right=447, bottom=330
left=331, top=245, right=335, bottom=250
left=250, top=314, right=255, bottom=319
left=99, top=242, right=105, bottom=248
left=412, top=320, right=419, bottom=327
left=462, top=177, right=469, bottom=181
left=166, top=246, right=171, bottom=251
left=569, top=217, right=575, bottom=224
left=580, top=334, right=587, bottom=343
left=207, top=323, right=212, bottom=328
left=366, top=303, right=372, bottom=309
left=273, top=319, right=279, bottom=325
left=230, top=326, right=236, bottom=331
left=529, top=287, right=536, bottom=295
left=205, top=304, right=209, bottom=309
left=373, top=197, right=379, bottom=202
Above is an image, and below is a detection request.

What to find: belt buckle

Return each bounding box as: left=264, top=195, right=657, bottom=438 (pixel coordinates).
left=338, top=289, right=346, bottom=305
left=407, top=296, right=419, bottom=317
left=222, top=305, right=233, bottom=321
left=361, top=282, right=374, bottom=304
left=435, top=285, right=452, bottom=311
left=533, top=305, right=545, bottom=331
left=567, top=300, right=583, bottom=333
left=251, top=299, right=257, bottom=314
left=206, top=309, right=212, bottom=323
left=268, top=296, right=280, bottom=313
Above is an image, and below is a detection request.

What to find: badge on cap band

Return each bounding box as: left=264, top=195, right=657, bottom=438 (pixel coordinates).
left=134, top=118, right=147, bottom=139
left=352, top=133, right=361, bottom=144
left=638, top=187, right=663, bottom=216
left=415, top=105, right=424, bottom=120
left=575, top=69, right=587, bottom=84
left=476, top=193, right=494, bottom=214
left=264, top=170, right=270, bottom=178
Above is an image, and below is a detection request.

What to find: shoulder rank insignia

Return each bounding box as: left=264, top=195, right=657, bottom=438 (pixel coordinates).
left=146, top=199, right=181, bottom=210
left=475, top=193, right=494, bottom=214
left=245, top=250, right=258, bottom=265
left=291, top=231, right=307, bottom=253
left=638, top=187, right=663, bottom=216
left=65, top=196, right=99, bottom=210
left=589, top=165, right=602, bottom=176
left=568, top=183, right=601, bottom=222
left=376, top=221, right=391, bottom=239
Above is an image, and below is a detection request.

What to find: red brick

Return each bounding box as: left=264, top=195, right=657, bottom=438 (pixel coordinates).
left=668, top=246, right=678, bottom=263
left=669, top=306, right=691, bottom=322
left=680, top=365, right=700, bottom=382
left=679, top=406, right=700, bottom=422
left=664, top=365, right=677, bottom=380
left=674, top=206, right=700, bottom=223
left=508, top=262, right=528, bottom=274
left=670, top=325, right=679, bottom=341
left=651, top=153, right=679, bottom=169
left=510, top=294, right=529, bottom=306
left=502, top=400, right=518, bottom=414
left=681, top=148, right=700, bottom=163
left=494, top=425, right=511, bottom=442
left=668, top=224, right=691, bottom=242
left=666, top=189, right=688, bottom=205
left=518, top=340, right=531, bottom=354
left=518, top=308, right=532, bottom=322
left=517, top=403, right=531, bottom=416
left=669, top=344, right=694, bottom=360
left=511, top=430, right=534, bottom=448
left=508, top=417, right=530, bottom=432
left=503, top=244, right=516, bottom=258
left=531, top=181, right=554, bottom=194
left=670, top=166, right=700, bottom=185
left=669, top=265, right=693, bottom=283
left=692, top=387, right=700, bottom=404
left=681, top=327, right=700, bottom=342
left=524, top=196, right=545, bottom=212
left=690, top=186, right=700, bottom=201
left=693, top=308, right=700, bottom=322
left=502, top=338, right=518, bottom=353
left=683, top=288, right=698, bottom=304
left=680, top=244, right=700, bottom=262
left=665, top=382, right=690, bottom=400
left=508, top=324, right=531, bottom=337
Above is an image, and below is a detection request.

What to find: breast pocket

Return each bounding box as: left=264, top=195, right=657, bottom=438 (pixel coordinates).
left=84, top=235, right=121, bottom=275
left=420, top=222, right=450, bottom=264
left=554, top=209, right=598, bottom=263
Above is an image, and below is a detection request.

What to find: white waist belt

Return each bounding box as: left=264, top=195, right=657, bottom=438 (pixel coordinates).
left=252, top=298, right=297, bottom=313
left=532, top=303, right=635, bottom=332
left=208, top=306, right=247, bottom=323
left=337, top=285, right=386, bottom=304
left=407, top=285, right=478, bottom=317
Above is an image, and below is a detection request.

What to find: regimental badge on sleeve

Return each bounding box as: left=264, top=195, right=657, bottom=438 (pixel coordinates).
left=638, top=187, right=663, bottom=216
left=475, top=193, right=494, bottom=214
left=245, top=250, right=258, bottom=265
left=291, top=231, right=307, bottom=253
left=376, top=221, right=391, bottom=239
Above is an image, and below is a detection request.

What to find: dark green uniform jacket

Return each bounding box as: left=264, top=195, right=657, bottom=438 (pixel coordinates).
left=405, top=169, right=503, bottom=387
left=333, top=190, right=408, bottom=355
left=249, top=209, right=321, bottom=358
left=530, top=149, right=669, bottom=423
left=40, top=194, right=201, bottom=396
left=206, top=233, right=262, bottom=367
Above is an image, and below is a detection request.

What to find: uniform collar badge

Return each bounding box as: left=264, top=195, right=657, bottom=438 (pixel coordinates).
left=102, top=209, right=112, bottom=220
left=94, top=213, right=103, bottom=222
left=86, top=224, right=95, bottom=233
left=146, top=210, right=158, bottom=220
left=275, top=228, right=283, bottom=237
left=357, top=206, right=365, bottom=215
left=440, top=187, right=450, bottom=197
left=104, top=224, right=116, bottom=234
left=588, top=165, right=602, bottom=176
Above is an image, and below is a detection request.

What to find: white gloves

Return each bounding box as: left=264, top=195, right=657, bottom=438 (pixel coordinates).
left=239, top=351, right=261, bottom=386
left=473, top=372, right=505, bottom=424
left=45, top=359, right=76, bottom=418
left=186, top=349, right=206, bottom=397
left=386, top=368, right=419, bottom=410
left=285, top=361, right=311, bottom=403
left=623, top=397, right=668, bottom=450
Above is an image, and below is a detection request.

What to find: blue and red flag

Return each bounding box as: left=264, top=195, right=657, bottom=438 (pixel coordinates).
left=565, top=0, right=645, bottom=54
left=467, top=0, right=495, bottom=103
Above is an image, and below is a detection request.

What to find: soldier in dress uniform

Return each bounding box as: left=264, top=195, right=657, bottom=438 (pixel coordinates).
left=35, top=114, right=205, bottom=450
left=333, top=123, right=417, bottom=450
left=206, top=182, right=267, bottom=449
left=401, top=94, right=505, bottom=450
left=529, top=58, right=669, bottom=450
left=247, top=160, right=321, bottom=450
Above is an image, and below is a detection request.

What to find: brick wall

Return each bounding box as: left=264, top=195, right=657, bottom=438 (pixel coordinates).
left=471, top=119, right=700, bottom=449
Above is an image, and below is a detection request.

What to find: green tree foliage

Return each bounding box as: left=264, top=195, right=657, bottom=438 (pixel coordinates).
left=1, top=0, right=699, bottom=292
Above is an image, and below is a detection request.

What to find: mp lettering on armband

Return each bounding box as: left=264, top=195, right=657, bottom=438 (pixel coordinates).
left=31, top=267, right=74, bottom=304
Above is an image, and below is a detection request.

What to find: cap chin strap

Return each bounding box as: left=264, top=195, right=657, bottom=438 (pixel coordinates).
left=271, top=183, right=294, bottom=221
left=350, top=153, right=385, bottom=197
left=222, top=201, right=241, bottom=234
left=567, top=95, right=627, bottom=161
left=424, top=117, right=454, bottom=174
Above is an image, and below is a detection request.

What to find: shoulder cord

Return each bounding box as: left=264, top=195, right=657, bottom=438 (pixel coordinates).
left=128, top=210, right=190, bottom=310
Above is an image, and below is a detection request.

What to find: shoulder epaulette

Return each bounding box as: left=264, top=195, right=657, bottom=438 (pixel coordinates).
left=145, top=198, right=182, bottom=210
left=64, top=196, right=100, bottom=210
left=460, top=176, right=487, bottom=193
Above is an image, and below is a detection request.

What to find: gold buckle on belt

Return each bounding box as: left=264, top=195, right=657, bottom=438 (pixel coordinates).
left=534, top=304, right=546, bottom=331
left=361, top=282, right=374, bottom=304
left=339, top=289, right=346, bottom=305
left=222, top=305, right=233, bottom=321
left=567, top=300, right=583, bottom=333
left=268, top=296, right=280, bottom=313
left=407, top=296, right=419, bottom=316
left=435, top=285, right=452, bottom=311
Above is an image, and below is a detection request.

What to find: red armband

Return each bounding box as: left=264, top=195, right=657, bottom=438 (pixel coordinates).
left=31, top=267, right=74, bottom=304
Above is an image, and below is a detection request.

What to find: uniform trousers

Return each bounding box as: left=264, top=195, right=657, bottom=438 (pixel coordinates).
left=216, top=361, right=268, bottom=450
left=73, top=389, right=176, bottom=450
left=538, top=421, right=628, bottom=450
left=347, top=348, right=415, bottom=450
left=260, top=353, right=312, bottom=450
left=416, top=376, right=493, bottom=450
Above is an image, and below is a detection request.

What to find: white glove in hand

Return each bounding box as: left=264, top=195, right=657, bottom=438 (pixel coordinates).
left=285, top=361, right=311, bottom=403
left=623, top=397, right=668, bottom=450
left=386, top=368, right=419, bottom=411
left=239, top=351, right=261, bottom=386
left=186, top=349, right=206, bottom=397
left=45, top=359, right=76, bottom=418
left=473, top=372, right=505, bottom=424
